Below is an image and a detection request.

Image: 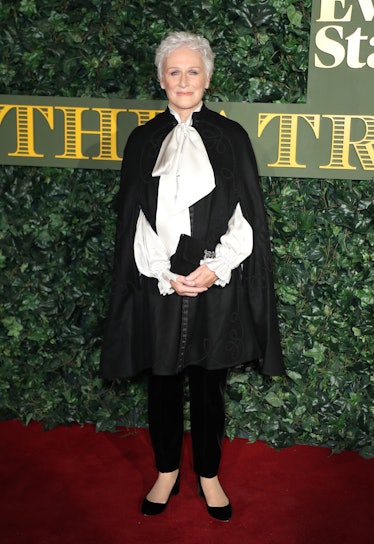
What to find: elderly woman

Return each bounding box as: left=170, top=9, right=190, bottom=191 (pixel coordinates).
left=100, top=31, right=285, bottom=521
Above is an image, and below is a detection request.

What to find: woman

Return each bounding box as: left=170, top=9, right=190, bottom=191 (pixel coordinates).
left=100, top=31, right=285, bottom=521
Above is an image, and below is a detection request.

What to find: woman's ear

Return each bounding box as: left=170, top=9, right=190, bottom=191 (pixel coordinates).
left=158, top=70, right=164, bottom=89
left=158, top=73, right=165, bottom=89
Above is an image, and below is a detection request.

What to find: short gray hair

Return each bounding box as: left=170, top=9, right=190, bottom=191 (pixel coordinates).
left=155, top=31, right=215, bottom=80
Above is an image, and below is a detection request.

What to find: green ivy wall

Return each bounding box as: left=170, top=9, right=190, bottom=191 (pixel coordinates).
left=1, top=0, right=373, bottom=456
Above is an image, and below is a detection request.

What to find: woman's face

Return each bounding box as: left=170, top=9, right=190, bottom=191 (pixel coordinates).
left=160, top=47, right=210, bottom=122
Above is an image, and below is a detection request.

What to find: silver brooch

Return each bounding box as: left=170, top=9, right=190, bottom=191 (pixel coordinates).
left=203, top=249, right=216, bottom=259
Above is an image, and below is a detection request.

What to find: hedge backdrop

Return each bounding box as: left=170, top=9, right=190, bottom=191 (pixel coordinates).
left=0, top=0, right=373, bottom=456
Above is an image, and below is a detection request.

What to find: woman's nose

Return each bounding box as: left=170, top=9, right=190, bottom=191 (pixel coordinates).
left=179, top=73, right=187, bottom=87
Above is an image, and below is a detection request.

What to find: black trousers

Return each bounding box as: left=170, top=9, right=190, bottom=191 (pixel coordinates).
left=148, top=365, right=228, bottom=478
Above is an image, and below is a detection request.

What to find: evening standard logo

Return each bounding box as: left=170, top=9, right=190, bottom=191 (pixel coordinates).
left=315, top=0, right=374, bottom=68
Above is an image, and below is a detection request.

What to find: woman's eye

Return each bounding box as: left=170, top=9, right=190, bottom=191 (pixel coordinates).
left=168, top=70, right=200, bottom=76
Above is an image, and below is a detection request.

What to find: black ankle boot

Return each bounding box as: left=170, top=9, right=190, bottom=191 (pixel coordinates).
left=142, top=472, right=180, bottom=516
left=198, top=478, right=232, bottom=522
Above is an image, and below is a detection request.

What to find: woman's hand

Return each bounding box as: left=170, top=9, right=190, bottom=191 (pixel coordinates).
left=170, top=264, right=218, bottom=297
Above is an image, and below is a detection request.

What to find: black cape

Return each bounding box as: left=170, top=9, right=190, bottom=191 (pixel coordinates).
left=100, top=105, right=285, bottom=378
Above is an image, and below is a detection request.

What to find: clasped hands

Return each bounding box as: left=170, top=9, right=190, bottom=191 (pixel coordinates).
left=170, top=264, right=217, bottom=297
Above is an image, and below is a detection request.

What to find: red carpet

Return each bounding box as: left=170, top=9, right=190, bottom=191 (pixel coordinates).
left=0, top=421, right=373, bottom=544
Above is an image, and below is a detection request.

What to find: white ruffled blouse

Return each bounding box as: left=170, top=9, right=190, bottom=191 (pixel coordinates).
left=134, top=105, right=253, bottom=295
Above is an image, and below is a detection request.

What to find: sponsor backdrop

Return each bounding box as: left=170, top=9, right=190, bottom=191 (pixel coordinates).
left=0, top=1, right=373, bottom=454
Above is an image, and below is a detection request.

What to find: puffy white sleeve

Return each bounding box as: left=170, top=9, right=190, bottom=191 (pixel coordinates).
left=134, top=210, right=179, bottom=296
left=201, top=203, right=253, bottom=287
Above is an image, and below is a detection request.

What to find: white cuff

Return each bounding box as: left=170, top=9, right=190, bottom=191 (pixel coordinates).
left=203, top=258, right=232, bottom=287
left=157, top=269, right=179, bottom=296
left=200, top=203, right=253, bottom=286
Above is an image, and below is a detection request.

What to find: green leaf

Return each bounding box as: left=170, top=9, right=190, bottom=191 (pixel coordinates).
left=287, top=5, right=303, bottom=27
left=304, top=343, right=327, bottom=364
left=287, top=370, right=302, bottom=382
left=1, top=317, right=23, bottom=338
left=265, top=392, right=284, bottom=408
